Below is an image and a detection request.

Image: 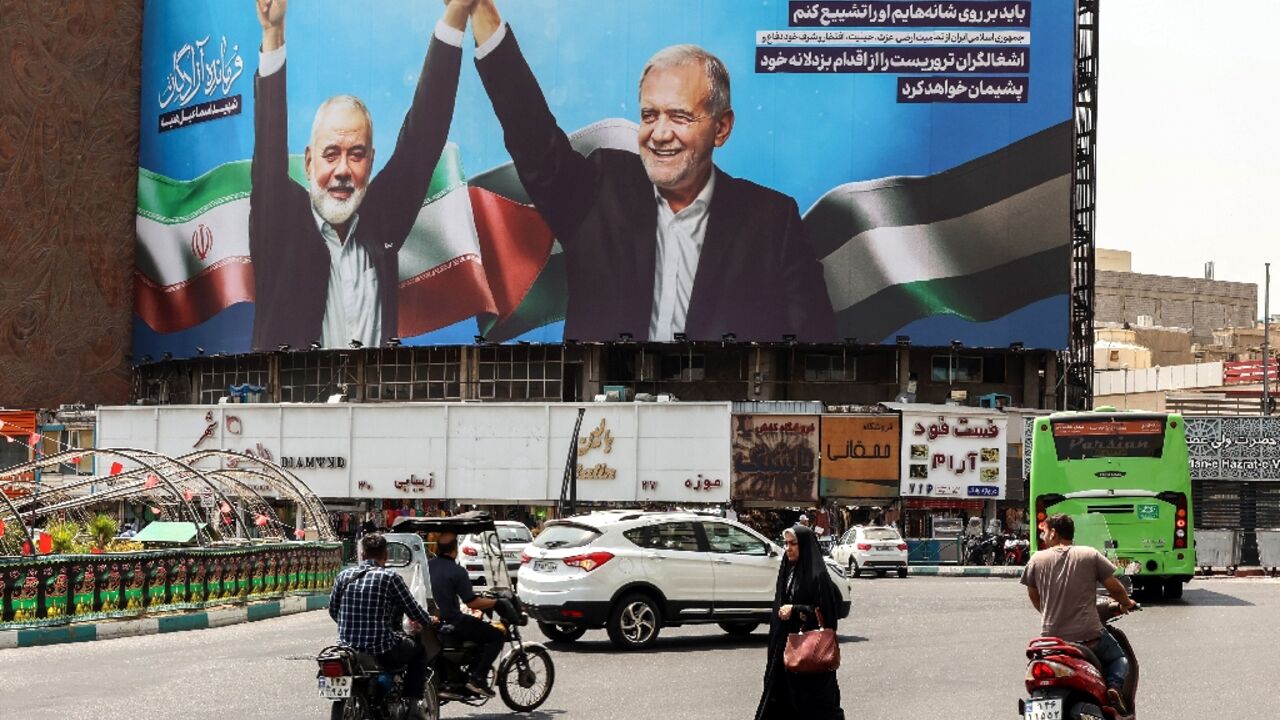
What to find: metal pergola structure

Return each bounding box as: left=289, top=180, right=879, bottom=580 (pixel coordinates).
left=0, top=448, right=335, bottom=556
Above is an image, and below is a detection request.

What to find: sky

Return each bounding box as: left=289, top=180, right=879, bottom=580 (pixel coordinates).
left=1098, top=0, right=1280, bottom=316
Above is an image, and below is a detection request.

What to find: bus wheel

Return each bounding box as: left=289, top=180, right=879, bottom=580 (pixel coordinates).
left=1162, top=579, right=1184, bottom=600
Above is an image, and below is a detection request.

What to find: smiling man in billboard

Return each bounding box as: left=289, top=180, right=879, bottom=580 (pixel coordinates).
left=248, top=0, right=475, bottom=351
left=466, top=0, right=837, bottom=343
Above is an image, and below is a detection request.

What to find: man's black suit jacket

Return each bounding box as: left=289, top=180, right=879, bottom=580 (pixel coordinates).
left=476, top=30, right=837, bottom=342
left=249, top=38, right=462, bottom=350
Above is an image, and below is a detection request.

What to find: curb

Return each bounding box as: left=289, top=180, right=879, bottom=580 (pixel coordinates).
left=0, top=594, right=330, bottom=650
left=910, top=565, right=1024, bottom=578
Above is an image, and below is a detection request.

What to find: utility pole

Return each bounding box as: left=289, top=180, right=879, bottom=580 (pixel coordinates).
left=1265, top=263, right=1272, bottom=415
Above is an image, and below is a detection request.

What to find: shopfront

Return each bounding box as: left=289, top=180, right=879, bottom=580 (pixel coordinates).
left=818, top=413, right=902, bottom=532
left=96, top=403, right=732, bottom=528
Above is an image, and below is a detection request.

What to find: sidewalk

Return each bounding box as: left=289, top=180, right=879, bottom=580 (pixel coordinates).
left=909, top=565, right=1024, bottom=578
left=0, top=595, right=330, bottom=650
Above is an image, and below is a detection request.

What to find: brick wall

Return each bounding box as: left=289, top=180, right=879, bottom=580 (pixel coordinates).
left=1096, top=270, right=1257, bottom=344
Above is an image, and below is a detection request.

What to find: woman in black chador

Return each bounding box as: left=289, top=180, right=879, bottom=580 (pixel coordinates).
left=754, top=524, right=846, bottom=720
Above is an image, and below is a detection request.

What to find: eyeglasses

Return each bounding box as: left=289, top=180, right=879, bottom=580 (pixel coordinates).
left=640, top=109, right=711, bottom=128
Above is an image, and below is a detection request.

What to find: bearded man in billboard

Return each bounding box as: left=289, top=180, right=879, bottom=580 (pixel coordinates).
left=249, top=0, right=476, bottom=350
left=466, top=0, right=837, bottom=343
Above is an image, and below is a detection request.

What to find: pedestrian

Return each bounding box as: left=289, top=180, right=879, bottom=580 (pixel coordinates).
left=755, top=525, right=845, bottom=720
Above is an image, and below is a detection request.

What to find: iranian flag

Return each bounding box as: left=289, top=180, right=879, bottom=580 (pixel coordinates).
left=135, top=122, right=642, bottom=344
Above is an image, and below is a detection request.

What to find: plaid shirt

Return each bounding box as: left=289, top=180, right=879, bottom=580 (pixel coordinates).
left=329, top=561, right=435, bottom=655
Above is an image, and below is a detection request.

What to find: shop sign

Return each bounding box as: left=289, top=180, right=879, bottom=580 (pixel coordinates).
left=576, top=419, right=618, bottom=480
left=901, top=411, right=1006, bottom=500
left=732, top=414, right=819, bottom=501
left=819, top=415, right=900, bottom=499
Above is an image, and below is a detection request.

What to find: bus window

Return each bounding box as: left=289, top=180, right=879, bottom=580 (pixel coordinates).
left=1051, top=419, right=1165, bottom=460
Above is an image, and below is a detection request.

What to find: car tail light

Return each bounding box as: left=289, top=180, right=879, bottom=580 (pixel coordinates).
left=856, top=543, right=872, bottom=551
left=462, top=546, right=478, bottom=556
left=520, top=550, right=532, bottom=565
left=563, top=551, right=614, bottom=572
left=1027, top=660, right=1073, bottom=681
left=320, top=660, right=347, bottom=678
left=896, top=543, right=908, bottom=551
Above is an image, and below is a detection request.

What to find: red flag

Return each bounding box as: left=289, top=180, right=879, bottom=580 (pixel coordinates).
left=144, top=475, right=160, bottom=490
left=254, top=514, right=269, bottom=527
left=0, top=518, right=6, bottom=539
left=150, top=506, right=162, bottom=515
left=182, top=488, right=194, bottom=502
left=293, top=528, right=306, bottom=540
left=70, top=456, right=81, bottom=464
left=220, top=501, right=231, bottom=514
left=28, top=432, right=40, bottom=447
left=110, top=462, right=123, bottom=476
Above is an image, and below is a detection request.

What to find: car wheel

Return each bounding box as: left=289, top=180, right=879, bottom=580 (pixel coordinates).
left=848, top=558, right=860, bottom=578
left=897, top=567, right=908, bottom=579
left=537, top=622, right=587, bottom=643
left=607, top=594, right=662, bottom=649
left=1163, top=579, right=1184, bottom=600
left=718, top=621, right=759, bottom=636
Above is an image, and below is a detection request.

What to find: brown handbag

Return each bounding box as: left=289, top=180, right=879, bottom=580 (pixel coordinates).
left=783, top=607, right=841, bottom=673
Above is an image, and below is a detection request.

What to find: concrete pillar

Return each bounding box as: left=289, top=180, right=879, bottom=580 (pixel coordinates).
left=1023, top=353, right=1040, bottom=409
left=1043, top=353, right=1059, bottom=410
left=897, top=348, right=911, bottom=395
left=750, top=347, right=777, bottom=400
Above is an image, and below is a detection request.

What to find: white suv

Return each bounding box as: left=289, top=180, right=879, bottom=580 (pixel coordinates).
left=831, top=525, right=909, bottom=578
left=516, top=511, right=852, bottom=649
left=458, top=520, right=533, bottom=587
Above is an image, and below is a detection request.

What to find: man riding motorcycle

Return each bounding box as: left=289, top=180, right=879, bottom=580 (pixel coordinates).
left=329, top=533, right=439, bottom=720
left=429, top=531, right=505, bottom=698
left=1022, top=514, right=1138, bottom=715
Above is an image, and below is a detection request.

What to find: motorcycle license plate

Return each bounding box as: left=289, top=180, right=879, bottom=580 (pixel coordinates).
left=1023, top=698, right=1062, bottom=720
left=318, top=676, right=352, bottom=699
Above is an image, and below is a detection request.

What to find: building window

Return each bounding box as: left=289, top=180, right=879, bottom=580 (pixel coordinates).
left=197, top=357, right=270, bottom=404
left=46, top=429, right=93, bottom=475
left=660, top=354, right=705, bottom=381
left=476, top=345, right=563, bottom=400
left=804, top=354, right=856, bottom=382
left=931, top=355, right=984, bottom=383
left=367, top=347, right=461, bottom=401
left=278, top=353, right=352, bottom=403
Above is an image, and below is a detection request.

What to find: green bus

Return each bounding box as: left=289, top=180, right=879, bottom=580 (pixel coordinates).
left=1029, top=409, right=1194, bottom=599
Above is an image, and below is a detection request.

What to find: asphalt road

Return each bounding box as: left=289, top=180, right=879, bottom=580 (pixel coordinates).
left=1, top=577, right=1276, bottom=720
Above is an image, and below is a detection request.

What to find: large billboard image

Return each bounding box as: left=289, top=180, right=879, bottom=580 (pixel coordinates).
left=136, top=0, right=1074, bottom=359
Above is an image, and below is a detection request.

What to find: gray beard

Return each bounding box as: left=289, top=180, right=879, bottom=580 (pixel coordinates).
left=309, top=178, right=367, bottom=227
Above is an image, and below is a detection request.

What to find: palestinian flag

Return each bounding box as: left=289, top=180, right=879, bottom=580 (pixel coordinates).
left=805, top=121, right=1073, bottom=345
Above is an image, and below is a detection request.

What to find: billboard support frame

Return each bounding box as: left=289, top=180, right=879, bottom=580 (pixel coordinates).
left=1067, top=0, right=1099, bottom=411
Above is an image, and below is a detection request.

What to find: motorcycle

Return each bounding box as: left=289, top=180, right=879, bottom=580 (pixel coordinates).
left=395, top=512, right=556, bottom=714
left=1004, top=536, right=1030, bottom=566
left=1020, top=599, right=1141, bottom=720
left=317, top=643, right=438, bottom=720
left=966, top=532, right=1002, bottom=566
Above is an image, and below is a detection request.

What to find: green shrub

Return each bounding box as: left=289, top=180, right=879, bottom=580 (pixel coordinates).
left=89, top=514, right=118, bottom=550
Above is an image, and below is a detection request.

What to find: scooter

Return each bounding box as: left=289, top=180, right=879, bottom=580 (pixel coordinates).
left=1004, top=536, right=1030, bottom=565
left=1019, top=599, right=1140, bottom=720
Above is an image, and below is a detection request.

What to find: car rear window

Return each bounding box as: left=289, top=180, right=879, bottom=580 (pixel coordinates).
left=863, top=528, right=901, bottom=541
left=498, top=525, right=533, bottom=544
left=532, top=524, right=599, bottom=549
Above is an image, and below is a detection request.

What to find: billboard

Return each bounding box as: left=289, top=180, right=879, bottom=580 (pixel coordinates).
left=901, top=408, right=1007, bottom=499
left=819, top=415, right=901, bottom=498
left=135, top=0, right=1074, bottom=359
left=731, top=415, right=820, bottom=502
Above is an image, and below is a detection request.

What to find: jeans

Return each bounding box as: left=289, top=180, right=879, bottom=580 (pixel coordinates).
left=443, top=615, right=504, bottom=684
left=377, top=636, right=429, bottom=700
left=1092, top=629, right=1130, bottom=690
